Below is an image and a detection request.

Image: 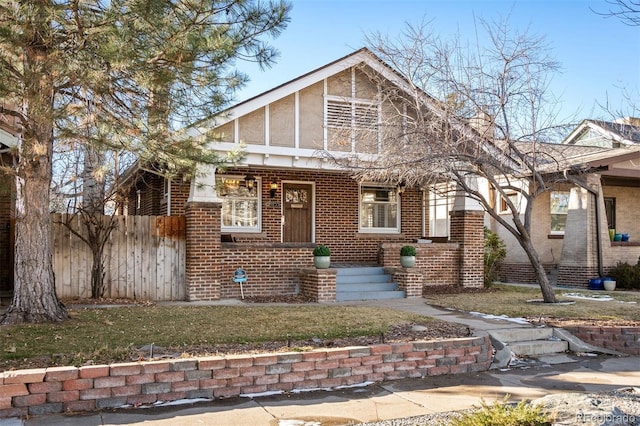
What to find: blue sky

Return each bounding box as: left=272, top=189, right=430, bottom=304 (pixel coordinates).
left=235, top=0, right=640, bottom=123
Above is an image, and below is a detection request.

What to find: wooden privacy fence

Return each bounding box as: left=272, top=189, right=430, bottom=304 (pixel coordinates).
left=51, top=214, right=185, bottom=301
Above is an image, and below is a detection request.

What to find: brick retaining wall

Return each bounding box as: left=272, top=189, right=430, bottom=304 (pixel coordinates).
left=562, top=325, right=640, bottom=356
left=0, top=335, right=493, bottom=419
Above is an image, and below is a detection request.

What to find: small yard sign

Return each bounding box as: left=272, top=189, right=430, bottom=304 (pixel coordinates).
left=233, top=268, right=246, bottom=299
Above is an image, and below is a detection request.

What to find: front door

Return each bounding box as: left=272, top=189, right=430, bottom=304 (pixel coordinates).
left=283, top=183, right=313, bottom=243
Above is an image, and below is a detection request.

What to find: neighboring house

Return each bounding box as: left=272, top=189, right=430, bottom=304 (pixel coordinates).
left=491, top=118, right=640, bottom=287
left=0, top=116, right=18, bottom=296
left=120, top=48, right=486, bottom=302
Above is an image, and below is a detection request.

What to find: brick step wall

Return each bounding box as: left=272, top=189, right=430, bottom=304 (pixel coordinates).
left=562, top=325, right=640, bottom=355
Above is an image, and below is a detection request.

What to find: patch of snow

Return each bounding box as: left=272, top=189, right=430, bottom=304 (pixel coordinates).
left=562, top=293, right=614, bottom=301
left=469, top=312, right=530, bottom=324
left=279, top=421, right=322, bottom=426
left=153, top=398, right=211, bottom=407
left=241, top=381, right=375, bottom=399
left=240, top=390, right=284, bottom=398
left=122, top=397, right=212, bottom=409
left=334, top=381, right=374, bottom=390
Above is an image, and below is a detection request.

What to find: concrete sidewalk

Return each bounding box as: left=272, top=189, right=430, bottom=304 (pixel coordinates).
left=2, top=298, right=638, bottom=426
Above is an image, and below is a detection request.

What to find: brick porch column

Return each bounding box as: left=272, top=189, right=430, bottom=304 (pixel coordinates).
left=449, top=180, right=484, bottom=288
left=185, top=165, right=222, bottom=300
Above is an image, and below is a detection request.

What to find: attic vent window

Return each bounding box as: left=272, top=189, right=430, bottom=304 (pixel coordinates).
left=326, top=99, right=379, bottom=131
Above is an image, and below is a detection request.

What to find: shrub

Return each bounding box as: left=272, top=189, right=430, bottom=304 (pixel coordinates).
left=400, top=245, right=416, bottom=256
left=484, top=227, right=506, bottom=287
left=312, top=244, right=330, bottom=256
left=448, top=398, right=551, bottom=426
left=607, top=257, right=640, bottom=290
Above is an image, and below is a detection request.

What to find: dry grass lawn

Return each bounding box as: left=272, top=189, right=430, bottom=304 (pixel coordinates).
left=0, top=305, right=464, bottom=370
left=1, top=284, right=638, bottom=371
left=426, top=284, right=640, bottom=324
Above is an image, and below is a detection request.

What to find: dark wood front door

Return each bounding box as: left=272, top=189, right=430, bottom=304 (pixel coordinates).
left=283, top=183, right=313, bottom=243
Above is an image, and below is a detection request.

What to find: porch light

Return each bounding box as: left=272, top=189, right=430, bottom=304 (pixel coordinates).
left=225, top=178, right=240, bottom=190
left=269, top=180, right=278, bottom=198
left=397, top=183, right=406, bottom=194
left=244, top=174, right=256, bottom=190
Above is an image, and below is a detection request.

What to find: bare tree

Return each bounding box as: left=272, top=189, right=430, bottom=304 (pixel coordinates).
left=594, top=0, right=640, bottom=25
left=331, top=18, right=589, bottom=303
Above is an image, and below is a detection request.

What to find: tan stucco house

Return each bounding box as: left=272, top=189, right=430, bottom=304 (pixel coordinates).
left=491, top=118, right=640, bottom=287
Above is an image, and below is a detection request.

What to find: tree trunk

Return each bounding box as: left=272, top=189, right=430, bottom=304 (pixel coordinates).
left=90, top=247, right=105, bottom=299
left=520, top=236, right=557, bottom=303
left=1, top=4, right=68, bottom=324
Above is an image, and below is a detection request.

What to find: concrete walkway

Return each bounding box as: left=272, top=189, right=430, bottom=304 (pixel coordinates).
left=2, top=298, right=639, bottom=426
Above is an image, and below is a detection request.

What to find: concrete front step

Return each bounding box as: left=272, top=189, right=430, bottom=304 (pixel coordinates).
left=488, top=327, right=569, bottom=357
left=506, top=339, right=569, bottom=356
left=488, top=327, right=554, bottom=343
left=336, top=266, right=386, bottom=276
left=335, top=266, right=405, bottom=301
left=338, top=282, right=400, bottom=292
left=337, top=274, right=393, bottom=284
left=336, top=290, right=406, bottom=302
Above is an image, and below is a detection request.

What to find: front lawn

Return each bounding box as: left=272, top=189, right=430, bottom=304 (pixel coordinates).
left=426, top=284, right=640, bottom=323
left=2, top=285, right=638, bottom=372
left=0, top=305, right=463, bottom=371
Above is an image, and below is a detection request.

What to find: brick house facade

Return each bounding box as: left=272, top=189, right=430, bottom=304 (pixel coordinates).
left=123, top=165, right=484, bottom=301
left=120, top=49, right=486, bottom=301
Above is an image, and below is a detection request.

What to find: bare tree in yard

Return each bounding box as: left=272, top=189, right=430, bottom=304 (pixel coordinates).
left=51, top=141, right=129, bottom=299
left=0, top=0, right=290, bottom=324
left=335, top=19, right=590, bottom=303
left=595, top=0, right=640, bottom=25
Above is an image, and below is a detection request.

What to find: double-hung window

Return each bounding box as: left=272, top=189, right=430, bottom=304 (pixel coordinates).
left=429, top=184, right=454, bottom=237
left=359, top=185, right=399, bottom=233
left=217, top=175, right=261, bottom=232
left=550, top=191, right=570, bottom=234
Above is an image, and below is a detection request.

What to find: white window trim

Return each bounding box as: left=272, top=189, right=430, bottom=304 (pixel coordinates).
left=358, top=184, right=401, bottom=234
left=549, top=191, right=570, bottom=235
left=161, top=178, right=170, bottom=205
left=218, top=174, right=262, bottom=233
left=498, top=191, right=519, bottom=215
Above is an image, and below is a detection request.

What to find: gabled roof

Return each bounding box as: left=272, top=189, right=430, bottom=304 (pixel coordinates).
left=512, top=140, right=640, bottom=180
left=563, top=118, right=640, bottom=148
left=185, top=47, right=438, bottom=136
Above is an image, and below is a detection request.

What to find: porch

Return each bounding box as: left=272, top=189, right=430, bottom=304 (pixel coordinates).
left=187, top=207, right=485, bottom=302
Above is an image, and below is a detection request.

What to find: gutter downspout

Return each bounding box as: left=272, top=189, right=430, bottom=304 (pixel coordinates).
left=586, top=184, right=604, bottom=278
left=167, top=180, right=171, bottom=217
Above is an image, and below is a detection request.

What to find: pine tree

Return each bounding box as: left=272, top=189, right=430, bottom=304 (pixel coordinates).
left=0, top=0, right=290, bottom=324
